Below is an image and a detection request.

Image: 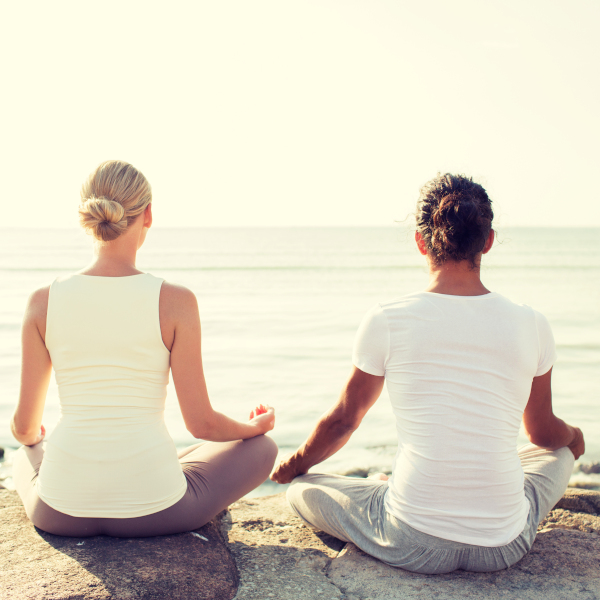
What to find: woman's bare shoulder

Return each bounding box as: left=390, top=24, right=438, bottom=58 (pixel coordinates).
left=159, top=281, right=199, bottom=319
left=23, top=285, right=51, bottom=339
left=26, top=286, right=50, bottom=319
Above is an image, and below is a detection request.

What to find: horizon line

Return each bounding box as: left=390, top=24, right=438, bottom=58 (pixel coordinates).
left=1, top=225, right=599, bottom=231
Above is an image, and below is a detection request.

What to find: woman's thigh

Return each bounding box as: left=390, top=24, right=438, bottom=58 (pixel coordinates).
left=13, top=444, right=103, bottom=536
left=13, top=435, right=277, bottom=538
left=101, top=435, right=278, bottom=537
left=13, top=443, right=44, bottom=502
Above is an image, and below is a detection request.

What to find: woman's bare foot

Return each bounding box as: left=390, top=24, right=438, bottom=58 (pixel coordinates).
left=368, top=472, right=389, bottom=481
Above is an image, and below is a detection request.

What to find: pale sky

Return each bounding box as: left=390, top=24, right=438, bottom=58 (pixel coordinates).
left=2, top=1, right=599, bottom=228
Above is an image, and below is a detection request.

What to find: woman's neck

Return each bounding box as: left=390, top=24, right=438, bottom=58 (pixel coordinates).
left=425, top=260, right=490, bottom=296
left=80, top=232, right=143, bottom=277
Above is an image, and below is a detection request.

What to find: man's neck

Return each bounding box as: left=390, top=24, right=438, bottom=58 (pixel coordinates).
left=425, top=260, right=490, bottom=296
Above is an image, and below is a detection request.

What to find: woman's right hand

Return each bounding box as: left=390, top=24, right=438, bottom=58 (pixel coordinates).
left=25, top=424, right=45, bottom=447
left=248, top=404, right=275, bottom=435
left=568, top=426, right=585, bottom=460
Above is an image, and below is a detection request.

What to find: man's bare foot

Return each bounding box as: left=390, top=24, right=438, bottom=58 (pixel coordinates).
left=368, top=472, right=389, bottom=481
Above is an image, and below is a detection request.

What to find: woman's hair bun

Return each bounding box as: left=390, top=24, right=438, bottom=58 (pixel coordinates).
left=79, top=197, right=128, bottom=242
left=78, top=160, right=152, bottom=242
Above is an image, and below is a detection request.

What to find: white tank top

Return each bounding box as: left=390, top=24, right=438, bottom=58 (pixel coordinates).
left=37, top=273, right=187, bottom=518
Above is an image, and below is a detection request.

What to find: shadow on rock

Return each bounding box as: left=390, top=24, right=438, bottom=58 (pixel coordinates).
left=0, top=490, right=238, bottom=600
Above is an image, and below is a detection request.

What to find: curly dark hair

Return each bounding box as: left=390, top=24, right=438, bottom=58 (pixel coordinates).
left=416, top=173, right=494, bottom=267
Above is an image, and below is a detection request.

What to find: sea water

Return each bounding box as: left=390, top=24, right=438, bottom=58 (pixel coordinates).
left=0, top=227, right=598, bottom=493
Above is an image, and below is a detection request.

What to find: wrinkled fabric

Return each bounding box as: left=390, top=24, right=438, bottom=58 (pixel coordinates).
left=287, top=444, right=573, bottom=574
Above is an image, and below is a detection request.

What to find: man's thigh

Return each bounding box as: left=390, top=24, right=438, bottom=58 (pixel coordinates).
left=519, top=443, right=574, bottom=527
left=287, top=473, right=388, bottom=544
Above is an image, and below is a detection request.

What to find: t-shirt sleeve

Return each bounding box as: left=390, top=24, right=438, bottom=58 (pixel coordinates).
left=352, top=304, right=390, bottom=377
left=533, top=310, right=557, bottom=377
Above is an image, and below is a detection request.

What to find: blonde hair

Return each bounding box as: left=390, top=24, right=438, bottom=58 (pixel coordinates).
left=78, top=160, right=152, bottom=242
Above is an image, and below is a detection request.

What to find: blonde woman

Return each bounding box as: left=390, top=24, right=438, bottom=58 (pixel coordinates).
left=11, top=160, right=277, bottom=537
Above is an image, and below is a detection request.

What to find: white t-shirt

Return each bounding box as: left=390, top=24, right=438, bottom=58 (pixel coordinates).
left=352, top=291, right=556, bottom=547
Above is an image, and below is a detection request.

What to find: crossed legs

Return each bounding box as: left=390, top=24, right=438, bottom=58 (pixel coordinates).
left=13, top=435, right=278, bottom=537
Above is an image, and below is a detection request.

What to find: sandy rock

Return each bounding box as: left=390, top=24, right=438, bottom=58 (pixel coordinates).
left=327, top=489, right=600, bottom=600
left=540, top=507, right=600, bottom=534
left=328, top=529, right=600, bottom=600
left=225, top=490, right=600, bottom=600
left=222, top=494, right=346, bottom=600
left=554, top=487, right=600, bottom=515
left=2, top=486, right=599, bottom=600
left=0, top=489, right=238, bottom=600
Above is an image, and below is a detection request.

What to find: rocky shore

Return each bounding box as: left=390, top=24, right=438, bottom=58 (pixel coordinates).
left=1, top=486, right=600, bottom=600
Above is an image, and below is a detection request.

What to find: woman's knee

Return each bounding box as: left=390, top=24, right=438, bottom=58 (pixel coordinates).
left=262, top=435, right=279, bottom=470
left=12, top=446, right=40, bottom=501
left=245, top=434, right=278, bottom=475
left=256, top=434, right=278, bottom=459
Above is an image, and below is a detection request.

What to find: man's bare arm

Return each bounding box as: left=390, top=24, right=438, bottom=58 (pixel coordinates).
left=523, top=368, right=584, bottom=459
left=271, top=367, right=384, bottom=484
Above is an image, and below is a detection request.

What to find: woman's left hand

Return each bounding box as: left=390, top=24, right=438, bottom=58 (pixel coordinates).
left=249, top=404, right=269, bottom=420
left=248, top=404, right=275, bottom=435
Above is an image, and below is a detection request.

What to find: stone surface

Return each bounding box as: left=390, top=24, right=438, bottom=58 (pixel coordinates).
left=327, top=489, right=600, bottom=600
left=222, top=494, right=346, bottom=600
left=328, top=529, right=600, bottom=600
left=554, top=487, right=600, bottom=515
left=226, top=490, right=600, bottom=600
left=2, top=487, right=599, bottom=600
left=0, top=490, right=238, bottom=600
left=579, top=461, right=600, bottom=475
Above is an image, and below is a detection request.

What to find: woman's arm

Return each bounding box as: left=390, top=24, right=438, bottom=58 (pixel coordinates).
left=523, top=368, right=584, bottom=459
left=11, top=287, right=52, bottom=446
left=161, top=282, right=274, bottom=441
left=271, top=367, right=384, bottom=484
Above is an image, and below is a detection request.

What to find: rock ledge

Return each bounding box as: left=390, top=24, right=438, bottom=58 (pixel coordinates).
left=1, top=488, right=599, bottom=600
left=224, top=489, right=600, bottom=600
left=0, top=490, right=238, bottom=600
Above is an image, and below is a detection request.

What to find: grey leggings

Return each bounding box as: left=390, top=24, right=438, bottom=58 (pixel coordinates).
left=13, top=435, right=277, bottom=537
left=287, top=444, right=574, bottom=574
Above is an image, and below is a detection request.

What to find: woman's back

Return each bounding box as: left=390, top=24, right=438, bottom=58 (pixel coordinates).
left=38, top=273, right=186, bottom=518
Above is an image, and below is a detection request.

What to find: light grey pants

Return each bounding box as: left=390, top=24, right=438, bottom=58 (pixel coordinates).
left=13, top=435, right=277, bottom=537
left=287, top=444, right=574, bottom=574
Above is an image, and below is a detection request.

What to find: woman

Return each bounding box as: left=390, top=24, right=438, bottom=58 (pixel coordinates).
left=271, top=173, right=584, bottom=574
left=11, top=160, right=277, bottom=537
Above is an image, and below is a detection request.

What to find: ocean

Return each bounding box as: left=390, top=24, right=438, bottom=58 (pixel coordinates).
left=1, top=227, right=599, bottom=493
